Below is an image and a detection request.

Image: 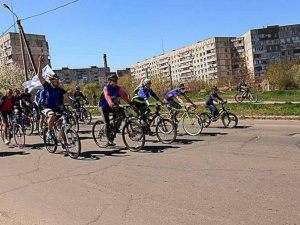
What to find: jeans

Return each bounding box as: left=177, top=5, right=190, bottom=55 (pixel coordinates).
left=208, top=104, right=217, bottom=119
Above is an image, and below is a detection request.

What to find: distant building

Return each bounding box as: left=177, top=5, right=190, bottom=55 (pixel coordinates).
left=0, top=32, right=50, bottom=70
left=117, top=68, right=131, bottom=77
left=131, top=37, right=243, bottom=84
left=242, top=24, right=300, bottom=78
left=131, top=23, right=300, bottom=82
left=54, top=66, right=110, bottom=87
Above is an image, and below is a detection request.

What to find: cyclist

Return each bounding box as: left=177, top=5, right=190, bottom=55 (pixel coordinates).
left=0, top=89, right=15, bottom=145
left=205, top=85, right=225, bottom=122
left=99, top=74, right=132, bottom=147
left=37, top=55, right=75, bottom=140
left=73, top=86, right=89, bottom=118
left=133, top=78, right=163, bottom=120
left=20, top=87, right=33, bottom=115
left=237, top=78, right=249, bottom=98
left=92, top=93, right=97, bottom=106
left=35, top=88, right=46, bottom=133
left=13, top=89, right=22, bottom=113
left=164, top=83, right=196, bottom=110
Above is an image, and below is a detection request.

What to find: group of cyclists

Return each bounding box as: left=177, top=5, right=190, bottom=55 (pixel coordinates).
left=0, top=54, right=243, bottom=150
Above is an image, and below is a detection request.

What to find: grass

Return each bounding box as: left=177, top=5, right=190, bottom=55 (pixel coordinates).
left=86, top=90, right=300, bottom=118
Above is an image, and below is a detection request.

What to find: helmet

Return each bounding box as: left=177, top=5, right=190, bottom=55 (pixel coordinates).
left=143, top=78, right=151, bottom=85
left=108, top=74, right=118, bottom=82
left=75, top=85, right=80, bottom=90
left=47, top=73, right=60, bottom=81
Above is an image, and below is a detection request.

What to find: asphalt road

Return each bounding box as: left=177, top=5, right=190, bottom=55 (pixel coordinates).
left=0, top=119, right=300, bottom=225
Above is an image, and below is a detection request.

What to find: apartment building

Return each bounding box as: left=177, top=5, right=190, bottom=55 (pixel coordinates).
left=131, top=37, right=243, bottom=84
left=242, top=24, right=300, bottom=78
left=0, top=32, right=50, bottom=70
left=54, top=66, right=109, bottom=87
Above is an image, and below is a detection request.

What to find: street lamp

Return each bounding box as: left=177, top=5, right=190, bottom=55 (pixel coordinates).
left=3, top=3, right=36, bottom=81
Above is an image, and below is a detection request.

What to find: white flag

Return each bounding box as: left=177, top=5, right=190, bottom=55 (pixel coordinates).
left=22, top=65, right=54, bottom=92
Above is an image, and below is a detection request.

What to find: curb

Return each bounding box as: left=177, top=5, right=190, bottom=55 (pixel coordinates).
left=240, top=115, right=299, bottom=120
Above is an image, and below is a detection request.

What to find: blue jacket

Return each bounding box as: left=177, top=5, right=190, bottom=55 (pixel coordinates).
left=138, top=87, right=159, bottom=101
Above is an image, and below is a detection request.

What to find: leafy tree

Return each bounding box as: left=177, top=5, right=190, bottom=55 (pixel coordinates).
left=118, top=73, right=137, bottom=97
left=266, top=59, right=300, bottom=90
left=83, top=83, right=99, bottom=98
left=0, top=63, right=34, bottom=92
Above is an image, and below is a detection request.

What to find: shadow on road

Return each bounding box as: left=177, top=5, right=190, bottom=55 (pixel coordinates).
left=201, top=132, right=228, bottom=137
left=78, top=148, right=128, bottom=160
left=0, top=151, right=29, bottom=157
left=141, top=145, right=180, bottom=153
left=173, top=138, right=203, bottom=145
left=28, top=143, right=45, bottom=150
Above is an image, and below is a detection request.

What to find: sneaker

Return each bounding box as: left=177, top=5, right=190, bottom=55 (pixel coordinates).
left=46, top=131, right=53, bottom=140
left=211, top=118, right=218, bottom=122
left=149, top=131, right=156, bottom=136
left=4, top=139, right=10, bottom=145
left=39, top=128, right=44, bottom=134
left=107, top=141, right=116, bottom=147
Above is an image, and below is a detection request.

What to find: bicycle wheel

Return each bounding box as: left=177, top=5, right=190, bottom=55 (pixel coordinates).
left=249, top=93, right=259, bottom=103
left=14, top=124, right=25, bottom=148
left=43, top=129, right=58, bottom=153
left=68, top=114, right=79, bottom=132
left=0, top=122, right=4, bottom=142
left=65, top=128, right=81, bottom=159
left=122, top=120, right=145, bottom=152
left=222, top=112, right=238, bottom=128
left=234, top=93, right=243, bottom=103
left=82, top=109, right=92, bottom=124
left=92, top=120, right=107, bottom=148
left=199, top=112, right=211, bottom=128
left=156, top=118, right=177, bottom=144
left=22, top=116, right=34, bottom=136
left=182, top=113, right=203, bottom=136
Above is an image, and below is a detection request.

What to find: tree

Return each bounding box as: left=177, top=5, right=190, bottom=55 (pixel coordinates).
left=266, top=59, right=300, bottom=90
left=118, top=73, right=137, bottom=97
left=0, top=63, right=34, bottom=92
left=83, top=83, right=99, bottom=98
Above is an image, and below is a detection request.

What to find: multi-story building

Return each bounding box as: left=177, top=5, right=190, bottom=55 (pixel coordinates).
left=242, top=24, right=300, bottom=78
left=131, top=37, right=243, bottom=84
left=0, top=32, right=50, bottom=71
left=54, top=66, right=109, bottom=87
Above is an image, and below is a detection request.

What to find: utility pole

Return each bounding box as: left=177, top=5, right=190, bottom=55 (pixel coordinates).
left=169, top=63, right=173, bottom=89
left=3, top=3, right=37, bottom=81
left=145, top=67, right=149, bottom=79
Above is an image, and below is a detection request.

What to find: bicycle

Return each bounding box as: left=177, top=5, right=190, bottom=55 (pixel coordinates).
left=74, top=103, right=92, bottom=125
left=199, top=101, right=238, bottom=128
left=19, top=111, right=34, bottom=136
left=0, top=115, right=25, bottom=148
left=164, top=104, right=203, bottom=136
left=137, top=103, right=177, bottom=144
left=235, top=87, right=258, bottom=103
left=43, top=111, right=81, bottom=159
left=92, top=105, right=145, bottom=152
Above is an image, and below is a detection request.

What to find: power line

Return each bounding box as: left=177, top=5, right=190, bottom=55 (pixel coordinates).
left=21, top=0, right=81, bottom=21
left=1, top=0, right=81, bottom=37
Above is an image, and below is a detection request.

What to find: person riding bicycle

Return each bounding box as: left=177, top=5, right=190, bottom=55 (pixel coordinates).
left=92, top=93, right=97, bottom=105
left=99, top=74, right=132, bottom=147
left=20, top=87, right=33, bottom=115
left=206, top=86, right=225, bottom=122
left=164, top=83, right=196, bottom=110
left=37, top=55, right=75, bottom=141
left=73, top=86, right=89, bottom=118
left=133, top=78, right=163, bottom=119
left=237, top=78, right=249, bottom=98
left=35, top=88, right=46, bottom=133
left=0, top=89, right=16, bottom=145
